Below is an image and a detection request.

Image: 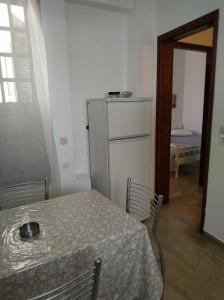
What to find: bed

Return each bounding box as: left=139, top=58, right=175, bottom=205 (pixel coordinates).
left=170, top=129, right=201, bottom=178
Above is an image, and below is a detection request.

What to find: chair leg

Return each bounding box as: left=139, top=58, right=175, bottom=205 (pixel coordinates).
left=152, top=232, right=165, bottom=299
left=175, top=164, right=179, bottom=178
left=44, top=176, right=49, bottom=200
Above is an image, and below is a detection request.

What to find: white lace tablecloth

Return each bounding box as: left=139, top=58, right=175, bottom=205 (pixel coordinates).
left=0, top=190, right=163, bottom=299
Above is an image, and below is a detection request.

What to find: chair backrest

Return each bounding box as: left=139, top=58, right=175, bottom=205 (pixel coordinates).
left=126, top=177, right=163, bottom=234
left=31, top=258, right=101, bottom=300
left=126, top=177, right=165, bottom=289
left=0, top=177, right=49, bottom=210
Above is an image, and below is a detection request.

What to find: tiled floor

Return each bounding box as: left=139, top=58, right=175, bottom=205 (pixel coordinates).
left=157, top=209, right=224, bottom=300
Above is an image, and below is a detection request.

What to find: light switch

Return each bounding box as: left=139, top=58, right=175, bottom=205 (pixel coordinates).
left=63, top=161, right=69, bottom=168
left=60, top=137, right=68, bottom=145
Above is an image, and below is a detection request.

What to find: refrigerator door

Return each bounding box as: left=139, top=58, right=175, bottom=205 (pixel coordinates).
left=109, top=136, right=152, bottom=211
left=107, top=101, right=152, bottom=139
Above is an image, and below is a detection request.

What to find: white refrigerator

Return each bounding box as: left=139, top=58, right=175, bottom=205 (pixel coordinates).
left=87, top=97, right=152, bottom=210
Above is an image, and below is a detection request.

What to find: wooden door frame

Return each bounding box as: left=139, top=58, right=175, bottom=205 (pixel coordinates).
left=155, top=10, right=219, bottom=232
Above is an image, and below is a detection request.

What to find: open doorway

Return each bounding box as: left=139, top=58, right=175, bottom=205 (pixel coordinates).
left=169, top=47, right=207, bottom=226
left=155, top=10, right=219, bottom=232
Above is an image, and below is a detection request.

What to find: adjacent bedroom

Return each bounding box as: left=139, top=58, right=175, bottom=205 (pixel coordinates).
left=169, top=46, right=208, bottom=226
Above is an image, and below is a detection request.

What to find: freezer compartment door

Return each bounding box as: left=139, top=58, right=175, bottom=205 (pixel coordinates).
left=107, top=101, right=152, bottom=139
left=109, top=136, right=152, bottom=212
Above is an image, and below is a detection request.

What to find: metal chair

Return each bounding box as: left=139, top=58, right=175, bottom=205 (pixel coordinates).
left=0, top=176, right=49, bottom=210
left=31, top=258, right=101, bottom=300
left=126, top=177, right=165, bottom=293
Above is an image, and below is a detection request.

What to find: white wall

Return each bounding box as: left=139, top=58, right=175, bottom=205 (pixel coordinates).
left=40, top=0, right=157, bottom=194
left=40, top=0, right=154, bottom=193
left=66, top=0, right=134, bottom=12
left=156, top=0, right=224, bottom=242
left=182, top=51, right=206, bottom=134
left=127, top=0, right=156, bottom=97
left=65, top=3, right=127, bottom=176
left=41, top=0, right=77, bottom=194
left=172, top=49, right=206, bottom=134
left=172, top=49, right=186, bottom=129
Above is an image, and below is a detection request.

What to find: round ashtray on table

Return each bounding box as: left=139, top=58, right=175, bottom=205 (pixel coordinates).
left=19, top=222, right=40, bottom=240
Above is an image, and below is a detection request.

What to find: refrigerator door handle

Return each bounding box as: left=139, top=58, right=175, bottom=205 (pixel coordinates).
left=108, top=133, right=151, bottom=142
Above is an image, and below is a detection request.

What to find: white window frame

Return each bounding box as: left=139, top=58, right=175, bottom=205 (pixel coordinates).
left=0, top=0, right=35, bottom=104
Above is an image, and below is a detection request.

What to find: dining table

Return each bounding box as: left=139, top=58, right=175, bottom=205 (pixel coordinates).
left=0, top=189, right=163, bottom=299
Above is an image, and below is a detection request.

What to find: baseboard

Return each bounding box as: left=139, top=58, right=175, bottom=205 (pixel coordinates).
left=203, top=231, right=224, bottom=247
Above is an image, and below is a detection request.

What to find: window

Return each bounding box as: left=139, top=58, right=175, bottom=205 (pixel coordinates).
left=0, top=0, right=33, bottom=103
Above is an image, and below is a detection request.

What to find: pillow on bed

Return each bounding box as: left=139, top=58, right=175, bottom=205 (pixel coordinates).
left=171, top=128, right=193, bottom=136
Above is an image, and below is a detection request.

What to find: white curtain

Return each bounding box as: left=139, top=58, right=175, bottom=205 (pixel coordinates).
left=27, top=0, right=60, bottom=196
left=0, top=0, right=60, bottom=197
